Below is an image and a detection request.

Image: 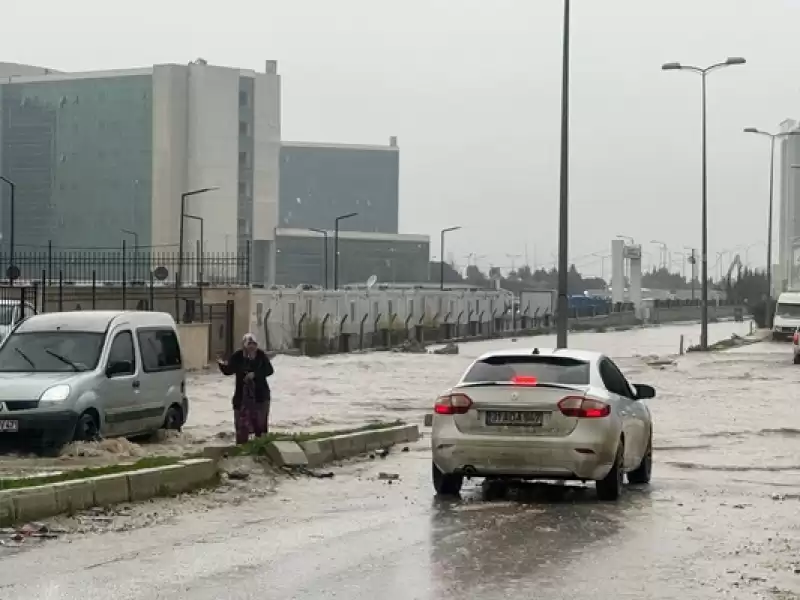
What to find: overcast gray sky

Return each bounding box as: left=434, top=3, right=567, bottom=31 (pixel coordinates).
left=5, top=0, right=800, bottom=276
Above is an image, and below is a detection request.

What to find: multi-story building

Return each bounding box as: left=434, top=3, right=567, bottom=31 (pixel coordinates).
left=275, top=136, right=430, bottom=285
left=0, top=60, right=429, bottom=287
left=0, top=59, right=280, bottom=283
left=279, top=139, right=399, bottom=233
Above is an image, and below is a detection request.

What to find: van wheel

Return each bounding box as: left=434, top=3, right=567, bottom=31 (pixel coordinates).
left=596, top=439, right=624, bottom=501
left=432, top=462, right=463, bottom=496
left=163, top=405, right=184, bottom=431
left=793, top=354, right=800, bottom=365
left=73, top=411, right=100, bottom=442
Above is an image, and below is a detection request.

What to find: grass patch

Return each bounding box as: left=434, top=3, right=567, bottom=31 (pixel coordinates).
left=0, top=456, right=179, bottom=491
left=232, top=419, right=406, bottom=457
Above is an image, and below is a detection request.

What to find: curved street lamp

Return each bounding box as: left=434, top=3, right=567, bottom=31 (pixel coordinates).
left=661, top=56, right=746, bottom=350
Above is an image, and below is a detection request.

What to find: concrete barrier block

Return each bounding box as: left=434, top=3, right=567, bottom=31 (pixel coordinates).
left=52, top=480, right=95, bottom=514
left=330, top=432, right=368, bottom=460
left=127, top=466, right=182, bottom=502
left=11, top=486, right=58, bottom=522
left=159, top=459, right=219, bottom=495
left=363, top=430, right=388, bottom=452
left=92, top=473, right=131, bottom=506
left=385, top=424, right=420, bottom=444
left=0, top=490, right=15, bottom=527
left=299, top=438, right=335, bottom=467
left=265, top=441, right=308, bottom=467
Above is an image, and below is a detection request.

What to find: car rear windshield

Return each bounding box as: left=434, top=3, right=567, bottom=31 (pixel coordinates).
left=462, top=355, right=590, bottom=386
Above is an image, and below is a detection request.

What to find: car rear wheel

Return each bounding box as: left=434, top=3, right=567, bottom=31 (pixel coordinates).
left=793, top=354, right=800, bottom=365
left=432, top=461, right=463, bottom=496
left=627, top=435, right=652, bottom=485
left=596, top=439, right=624, bottom=501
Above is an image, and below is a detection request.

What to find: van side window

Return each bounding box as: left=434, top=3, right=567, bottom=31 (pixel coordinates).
left=107, top=331, right=135, bottom=375
left=137, top=328, right=182, bottom=373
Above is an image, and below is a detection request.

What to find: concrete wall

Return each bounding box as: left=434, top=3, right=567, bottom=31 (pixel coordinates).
left=176, top=323, right=210, bottom=370
left=185, top=65, right=240, bottom=256
left=151, top=65, right=189, bottom=255
left=244, top=288, right=514, bottom=350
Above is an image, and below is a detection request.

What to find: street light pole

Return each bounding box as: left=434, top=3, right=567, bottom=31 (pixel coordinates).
left=184, top=214, right=204, bottom=284
left=121, top=228, right=139, bottom=283
left=745, top=129, right=800, bottom=324
left=309, top=228, right=329, bottom=288
left=177, top=186, right=219, bottom=320
left=650, top=240, right=667, bottom=270
left=439, top=226, right=461, bottom=290
left=333, top=212, right=358, bottom=290
left=0, top=176, right=16, bottom=282
left=662, top=56, right=746, bottom=350
left=555, top=0, right=571, bottom=349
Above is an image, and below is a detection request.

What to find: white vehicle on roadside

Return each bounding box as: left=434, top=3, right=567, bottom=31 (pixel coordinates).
left=0, top=311, right=188, bottom=455
left=773, top=292, right=800, bottom=341
left=431, top=347, right=655, bottom=501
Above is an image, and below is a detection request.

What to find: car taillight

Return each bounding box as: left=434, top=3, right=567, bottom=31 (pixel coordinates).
left=511, top=375, right=538, bottom=386
left=434, top=392, right=473, bottom=415
left=794, top=332, right=799, bottom=345
left=557, top=396, right=610, bottom=418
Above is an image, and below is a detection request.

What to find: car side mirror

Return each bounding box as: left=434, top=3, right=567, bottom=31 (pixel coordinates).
left=634, top=384, right=656, bottom=400
left=106, top=360, right=132, bottom=377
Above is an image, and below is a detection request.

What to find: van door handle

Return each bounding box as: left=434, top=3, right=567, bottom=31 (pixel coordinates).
left=132, top=380, right=141, bottom=389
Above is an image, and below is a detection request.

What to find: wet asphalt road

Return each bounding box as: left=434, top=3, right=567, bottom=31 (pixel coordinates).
left=2, top=322, right=800, bottom=599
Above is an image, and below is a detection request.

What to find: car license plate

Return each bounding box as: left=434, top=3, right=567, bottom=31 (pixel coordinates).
left=0, top=420, right=18, bottom=432
left=486, top=411, right=544, bottom=427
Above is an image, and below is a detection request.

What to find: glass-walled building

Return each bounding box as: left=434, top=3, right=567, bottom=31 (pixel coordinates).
left=275, top=228, right=429, bottom=286
left=279, top=140, right=400, bottom=234
left=0, top=60, right=281, bottom=285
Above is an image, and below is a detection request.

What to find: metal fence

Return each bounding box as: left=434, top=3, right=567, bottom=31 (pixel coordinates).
left=0, top=245, right=251, bottom=287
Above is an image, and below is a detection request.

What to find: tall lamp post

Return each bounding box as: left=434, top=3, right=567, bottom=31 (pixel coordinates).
left=555, top=0, right=571, bottom=349
left=439, top=226, right=461, bottom=290
left=177, top=187, right=218, bottom=319
left=121, top=229, right=139, bottom=283
left=184, top=214, right=205, bottom=282
left=309, top=227, right=329, bottom=288
left=651, top=240, right=668, bottom=270
left=744, top=129, right=800, bottom=324
left=662, top=56, right=746, bottom=350
left=333, top=212, right=358, bottom=290
left=0, top=176, right=15, bottom=281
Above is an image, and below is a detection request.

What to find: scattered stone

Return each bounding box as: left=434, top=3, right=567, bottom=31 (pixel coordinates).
left=401, top=446, right=410, bottom=453
left=378, top=472, right=400, bottom=481
left=433, top=343, right=459, bottom=355
left=226, top=470, right=250, bottom=481
left=399, top=339, right=426, bottom=353
left=377, top=448, right=390, bottom=458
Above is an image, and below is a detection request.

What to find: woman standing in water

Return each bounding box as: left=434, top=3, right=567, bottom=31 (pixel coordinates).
left=217, top=333, right=275, bottom=445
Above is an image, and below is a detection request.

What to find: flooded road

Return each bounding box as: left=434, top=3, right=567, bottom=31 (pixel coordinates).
left=4, top=320, right=799, bottom=599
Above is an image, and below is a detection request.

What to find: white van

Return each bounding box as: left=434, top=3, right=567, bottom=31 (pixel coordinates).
left=773, top=292, right=800, bottom=341
left=0, top=311, right=187, bottom=454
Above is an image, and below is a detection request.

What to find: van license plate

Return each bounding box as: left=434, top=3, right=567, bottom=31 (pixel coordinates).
left=0, top=420, right=18, bottom=432
left=486, top=411, right=543, bottom=426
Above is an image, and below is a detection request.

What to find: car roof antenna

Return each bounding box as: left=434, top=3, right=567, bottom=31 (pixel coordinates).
left=532, top=348, right=540, bottom=355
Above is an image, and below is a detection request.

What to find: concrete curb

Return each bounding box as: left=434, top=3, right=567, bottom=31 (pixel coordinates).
left=0, top=458, right=219, bottom=527
left=266, top=424, right=421, bottom=468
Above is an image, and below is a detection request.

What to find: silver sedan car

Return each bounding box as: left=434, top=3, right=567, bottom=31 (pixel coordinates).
left=431, top=347, right=655, bottom=500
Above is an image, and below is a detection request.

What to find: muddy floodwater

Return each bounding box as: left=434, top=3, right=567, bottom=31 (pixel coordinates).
left=3, top=320, right=799, bottom=598
left=0, top=321, right=754, bottom=478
